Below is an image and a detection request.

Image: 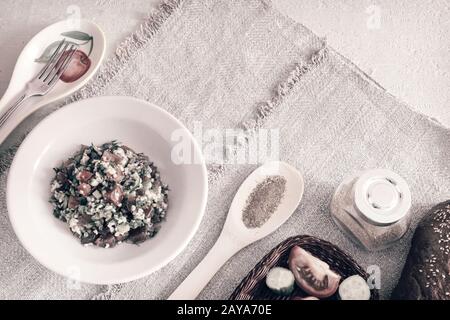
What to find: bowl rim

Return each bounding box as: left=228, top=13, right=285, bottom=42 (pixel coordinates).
left=6, top=95, right=208, bottom=284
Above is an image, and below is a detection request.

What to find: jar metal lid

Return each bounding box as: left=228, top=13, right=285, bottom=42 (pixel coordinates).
left=354, top=169, right=411, bottom=225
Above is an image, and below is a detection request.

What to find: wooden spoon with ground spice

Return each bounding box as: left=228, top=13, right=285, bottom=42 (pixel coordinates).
left=169, top=161, right=304, bottom=299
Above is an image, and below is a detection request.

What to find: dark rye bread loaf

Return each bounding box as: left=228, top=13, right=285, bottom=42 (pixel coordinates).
left=392, top=200, right=450, bottom=300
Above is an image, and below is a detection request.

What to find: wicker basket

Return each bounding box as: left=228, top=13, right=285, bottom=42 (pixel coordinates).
left=229, top=235, right=379, bottom=300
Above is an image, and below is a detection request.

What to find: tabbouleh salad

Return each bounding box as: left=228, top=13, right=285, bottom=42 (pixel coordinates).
left=50, top=141, right=169, bottom=248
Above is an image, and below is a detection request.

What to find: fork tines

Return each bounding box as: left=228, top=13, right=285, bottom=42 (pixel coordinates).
left=37, top=39, right=79, bottom=85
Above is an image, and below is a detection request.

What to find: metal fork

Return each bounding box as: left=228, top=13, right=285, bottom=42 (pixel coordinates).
left=0, top=39, right=78, bottom=128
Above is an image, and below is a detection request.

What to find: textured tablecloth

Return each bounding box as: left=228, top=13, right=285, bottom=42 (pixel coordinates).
left=0, top=0, right=449, bottom=300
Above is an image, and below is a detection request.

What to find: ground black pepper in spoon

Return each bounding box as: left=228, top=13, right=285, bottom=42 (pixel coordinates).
left=242, top=176, right=287, bottom=228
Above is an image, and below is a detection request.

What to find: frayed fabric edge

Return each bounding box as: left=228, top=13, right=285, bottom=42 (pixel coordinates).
left=206, top=43, right=329, bottom=183
left=241, top=43, right=328, bottom=136
left=92, top=283, right=124, bottom=300
left=68, top=0, right=184, bottom=103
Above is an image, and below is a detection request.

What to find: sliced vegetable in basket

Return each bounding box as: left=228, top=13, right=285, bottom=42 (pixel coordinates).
left=265, top=267, right=295, bottom=296
left=288, top=246, right=341, bottom=298
left=338, top=275, right=371, bottom=300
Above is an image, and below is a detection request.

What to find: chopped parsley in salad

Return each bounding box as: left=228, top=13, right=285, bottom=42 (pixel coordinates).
left=50, top=141, right=169, bottom=248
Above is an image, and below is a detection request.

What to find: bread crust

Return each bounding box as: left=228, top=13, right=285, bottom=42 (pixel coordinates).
left=391, top=200, right=450, bottom=300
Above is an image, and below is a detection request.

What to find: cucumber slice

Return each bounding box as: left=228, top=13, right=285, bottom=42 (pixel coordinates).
left=266, top=267, right=295, bottom=296
left=338, top=275, right=371, bottom=300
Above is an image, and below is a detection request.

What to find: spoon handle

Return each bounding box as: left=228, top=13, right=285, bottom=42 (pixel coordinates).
left=168, top=233, right=241, bottom=300
left=0, top=90, right=30, bottom=146
left=0, top=93, right=29, bottom=128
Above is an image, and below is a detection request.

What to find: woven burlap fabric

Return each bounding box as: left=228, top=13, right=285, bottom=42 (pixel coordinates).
left=0, top=0, right=449, bottom=299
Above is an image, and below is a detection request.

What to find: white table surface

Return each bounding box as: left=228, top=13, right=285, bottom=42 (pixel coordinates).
left=0, top=0, right=449, bottom=127
left=274, top=0, right=450, bottom=127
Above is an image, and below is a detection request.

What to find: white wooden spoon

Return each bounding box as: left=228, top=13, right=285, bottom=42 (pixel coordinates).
left=168, top=161, right=304, bottom=299
left=0, top=19, right=105, bottom=146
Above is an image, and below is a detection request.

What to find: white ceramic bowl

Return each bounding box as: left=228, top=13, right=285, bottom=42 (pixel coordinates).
left=7, top=96, right=208, bottom=284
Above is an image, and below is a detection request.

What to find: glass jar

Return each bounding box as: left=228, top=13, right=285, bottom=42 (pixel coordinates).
left=330, top=169, right=412, bottom=251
